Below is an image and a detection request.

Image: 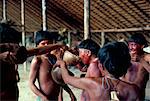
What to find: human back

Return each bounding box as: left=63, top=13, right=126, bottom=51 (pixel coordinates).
left=85, top=77, right=140, bottom=101
left=97, top=41, right=141, bottom=101
left=81, top=41, right=141, bottom=101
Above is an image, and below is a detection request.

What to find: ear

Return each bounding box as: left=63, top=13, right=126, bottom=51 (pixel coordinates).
left=87, top=50, right=92, bottom=56
left=99, top=63, right=104, bottom=70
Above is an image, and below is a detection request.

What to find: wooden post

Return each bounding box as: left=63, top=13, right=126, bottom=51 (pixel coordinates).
left=84, top=0, right=90, bottom=40
left=21, top=0, right=26, bottom=72
left=67, top=31, right=71, bottom=47
left=42, top=0, right=47, bottom=31
left=2, top=0, right=7, bottom=20
left=101, top=32, right=105, bottom=47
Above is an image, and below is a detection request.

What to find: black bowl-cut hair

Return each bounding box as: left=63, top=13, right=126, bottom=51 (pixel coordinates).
left=128, top=33, right=148, bottom=47
left=77, top=39, right=100, bottom=56
left=0, top=23, right=21, bottom=43
left=98, top=41, right=131, bottom=78
left=35, top=30, right=62, bottom=45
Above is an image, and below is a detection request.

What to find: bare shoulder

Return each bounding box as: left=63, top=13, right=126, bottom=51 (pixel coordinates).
left=128, top=83, right=141, bottom=99
left=140, top=58, right=150, bottom=72
left=86, top=77, right=103, bottom=89
left=31, top=56, right=42, bottom=65
left=120, top=80, right=140, bottom=98
left=121, top=80, right=139, bottom=90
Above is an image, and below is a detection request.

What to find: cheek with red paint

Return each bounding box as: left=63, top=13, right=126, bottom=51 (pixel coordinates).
left=79, top=55, right=86, bottom=64
left=83, top=55, right=90, bottom=65
left=79, top=54, right=89, bottom=65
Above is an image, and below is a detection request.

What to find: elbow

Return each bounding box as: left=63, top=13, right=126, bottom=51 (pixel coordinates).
left=63, top=77, right=69, bottom=84
left=62, top=75, right=70, bottom=84
left=28, top=80, right=34, bottom=89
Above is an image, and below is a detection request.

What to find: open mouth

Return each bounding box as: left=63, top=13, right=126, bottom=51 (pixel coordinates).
left=130, top=49, right=137, bottom=54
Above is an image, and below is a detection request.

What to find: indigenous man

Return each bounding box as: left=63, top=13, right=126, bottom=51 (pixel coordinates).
left=0, top=21, right=28, bottom=101
left=77, top=39, right=104, bottom=101
left=122, top=33, right=149, bottom=100
left=57, top=42, right=141, bottom=101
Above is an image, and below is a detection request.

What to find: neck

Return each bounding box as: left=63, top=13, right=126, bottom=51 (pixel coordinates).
left=90, top=56, right=98, bottom=63
left=130, top=52, right=144, bottom=62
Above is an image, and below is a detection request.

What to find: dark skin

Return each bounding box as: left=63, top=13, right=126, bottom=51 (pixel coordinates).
left=78, top=48, right=104, bottom=101
left=29, top=40, right=76, bottom=101
left=122, top=42, right=150, bottom=100
left=144, top=54, right=150, bottom=64
left=122, top=61, right=149, bottom=87
left=29, top=55, right=61, bottom=101
left=57, top=60, right=141, bottom=101
left=122, top=61, right=149, bottom=100
left=50, top=47, right=77, bottom=101
left=29, top=40, right=61, bottom=101
left=0, top=43, right=27, bottom=101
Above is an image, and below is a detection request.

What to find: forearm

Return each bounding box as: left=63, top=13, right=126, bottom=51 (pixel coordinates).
left=27, top=44, right=63, bottom=56
left=61, top=66, right=85, bottom=89
left=60, top=60, right=88, bottom=90
left=29, top=82, right=47, bottom=98
left=0, top=51, right=16, bottom=64
left=0, top=52, right=8, bottom=61
left=61, top=66, right=71, bottom=84
left=0, top=46, right=27, bottom=64
left=0, top=43, right=19, bottom=51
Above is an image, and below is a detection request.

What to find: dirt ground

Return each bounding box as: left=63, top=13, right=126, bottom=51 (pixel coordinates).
left=18, top=62, right=82, bottom=101
left=18, top=62, right=150, bottom=101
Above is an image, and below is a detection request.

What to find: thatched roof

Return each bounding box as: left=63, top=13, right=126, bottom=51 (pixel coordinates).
left=0, top=0, right=150, bottom=45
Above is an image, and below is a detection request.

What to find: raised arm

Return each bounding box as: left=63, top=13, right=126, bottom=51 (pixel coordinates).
left=0, top=46, right=27, bottom=64
left=58, top=60, right=94, bottom=91
left=27, top=44, right=65, bottom=57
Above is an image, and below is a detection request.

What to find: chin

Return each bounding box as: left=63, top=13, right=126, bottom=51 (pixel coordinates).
left=130, top=51, right=136, bottom=54
left=130, top=50, right=137, bottom=54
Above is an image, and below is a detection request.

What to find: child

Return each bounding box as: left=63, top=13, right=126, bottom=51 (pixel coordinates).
left=29, top=30, right=76, bottom=101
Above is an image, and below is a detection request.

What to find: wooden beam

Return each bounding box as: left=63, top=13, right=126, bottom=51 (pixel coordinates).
left=24, top=26, right=150, bottom=34
left=91, top=27, right=150, bottom=33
